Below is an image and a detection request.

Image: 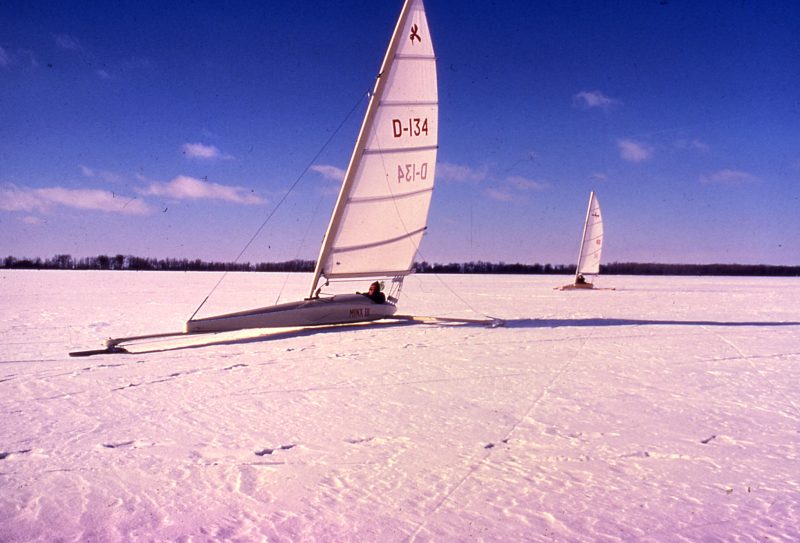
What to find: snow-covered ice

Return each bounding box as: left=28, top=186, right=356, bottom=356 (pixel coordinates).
left=1, top=270, right=799, bottom=541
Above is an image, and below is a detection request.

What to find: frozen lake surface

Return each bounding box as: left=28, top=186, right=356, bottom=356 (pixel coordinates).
left=1, top=270, right=799, bottom=541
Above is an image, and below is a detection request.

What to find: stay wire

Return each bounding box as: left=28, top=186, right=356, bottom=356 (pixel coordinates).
left=274, top=188, right=326, bottom=305
left=425, top=258, right=493, bottom=318
left=371, top=113, right=492, bottom=320
left=188, top=91, right=370, bottom=321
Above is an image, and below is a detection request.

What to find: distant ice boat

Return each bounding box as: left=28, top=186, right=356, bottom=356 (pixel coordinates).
left=559, top=191, right=606, bottom=290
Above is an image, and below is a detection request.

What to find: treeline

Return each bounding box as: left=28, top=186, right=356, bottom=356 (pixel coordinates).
left=0, top=254, right=314, bottom=272
left=416, top=260, right=800, bottom=276
left=2, top=255, right=798, bottom=276
left=602, top=262, right=800, bottom=277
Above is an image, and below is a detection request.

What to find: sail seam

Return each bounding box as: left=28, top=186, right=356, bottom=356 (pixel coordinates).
left=379, top=100, right=438, bottom=107
left=331, top=227, right=426, bottom=254
left=324, top=270, right=413, bottom=279
left=395, top=54, right=436, bottom=60
left=347, top=187, right=433, bottom=204
left=363, top=145, right=438, bottom=155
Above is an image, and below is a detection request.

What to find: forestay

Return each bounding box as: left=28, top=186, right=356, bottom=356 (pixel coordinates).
left=576, top=191, right=603, bottom=276
left=310, top=0, right=437, bottom=296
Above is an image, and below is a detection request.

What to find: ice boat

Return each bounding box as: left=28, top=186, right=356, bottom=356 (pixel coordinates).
left=559, top=191, right=604, bottom=290
left=69, top=0, right=495, bottom=357
left=187, top=0, right=437, bottom=333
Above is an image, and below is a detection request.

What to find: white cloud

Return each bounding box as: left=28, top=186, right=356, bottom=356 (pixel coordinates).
left=95, top=69, right=112, bottom=80
left=181, top=142, right=234, bottom=160
left=484, top=188, right=514, bottom=202
left=38, top=187, right=151, bottom=214
left=589, top=172, right=608, bottom=182
left=699, top=169, right=758, bottom=185
left=79, top=165, right=121, bottom=183
left=617, top=139, right=653, bottom=162
left=0, top=184, right=152, bottom=215
left=310, top=164, right=345, bottom=182
left=140, top=175, right=265, bottom=204
left=0, top=185, right=46, bottom=212
left=99, top=171, right=122, bottom=183
left=506, top=175, right=548, bottom=191
left=573, top=90, right=620, bottom=111
left=436, top=162, right=488, bottom=183
left=54, top=34, right=82, bottom=51
left=182, top=142, right=220, bottom=159
left=0, top=47, right=38, bottom=69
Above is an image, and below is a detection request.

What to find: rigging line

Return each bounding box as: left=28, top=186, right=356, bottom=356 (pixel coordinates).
left=373, top=118, right=422, bottom=261
left=367, top=84, right=486, bottom=317
left=367, top=106, right=491, bottom=319
left=274, top=188, right=327, bottom=305
left=371, top=125, right=491, bottom=319
left=187, top=91, right=370, bottom=321
left=370, top=113, right=444, bottom=289
left=423, top=264, right=494, bottom=318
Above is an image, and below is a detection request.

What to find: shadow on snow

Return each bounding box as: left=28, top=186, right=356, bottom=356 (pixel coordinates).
left=125, top=319, right=423, bottom=354
left=505, top=318, right=800, bottom=329
left=101, top=317, right=799, bottom=356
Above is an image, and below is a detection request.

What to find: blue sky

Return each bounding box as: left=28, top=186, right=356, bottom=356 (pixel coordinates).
left=2, top=0, right=798, bottom=266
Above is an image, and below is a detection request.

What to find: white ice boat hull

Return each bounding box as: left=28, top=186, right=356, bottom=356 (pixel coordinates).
left=186, top=294, right=397, bottom=333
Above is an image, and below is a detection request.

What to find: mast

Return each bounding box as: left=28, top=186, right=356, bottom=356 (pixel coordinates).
left=575, top=191, right=595, bottom=282
left=308, top=0, right=418, bottom=299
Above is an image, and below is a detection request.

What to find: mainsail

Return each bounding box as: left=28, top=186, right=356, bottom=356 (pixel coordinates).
left=575, top=191, right=603, bottom=279
left=309, top=0, right=438, bottom=297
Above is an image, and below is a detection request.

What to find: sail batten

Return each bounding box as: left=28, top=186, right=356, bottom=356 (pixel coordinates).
left=331, top=227, right=427, bottom=254
left=349, top=187, right=433, bottom=204
left=363, top=144, right=438, bottom=155
left=309, top=0, right=437, bottom=296
left=395, top=54, right=436, bottom=59
left=379, top=100, right=439, bottom=106
left=324, top=269, right=415, bottom=279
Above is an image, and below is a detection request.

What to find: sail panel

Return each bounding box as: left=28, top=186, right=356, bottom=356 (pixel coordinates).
left=334, top=190, right=433, bottom=249
left=348, top=148, right=436, bottom=199
left=319, top=0, right=437, bottom=282
left=327, top=229, right=427, bottom=278
left=577, top=193, right=603, bottom=275
left=399, top=1, right=434, bottom=58
left=381, top=57, right=437, bottom=104
left=364, top=104, right=438, bottom=152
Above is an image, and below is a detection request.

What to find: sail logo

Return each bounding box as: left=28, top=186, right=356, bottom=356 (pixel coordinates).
left=392, top=118, right=429, bottom=138
left=409, top=24, right=421, bottom=44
